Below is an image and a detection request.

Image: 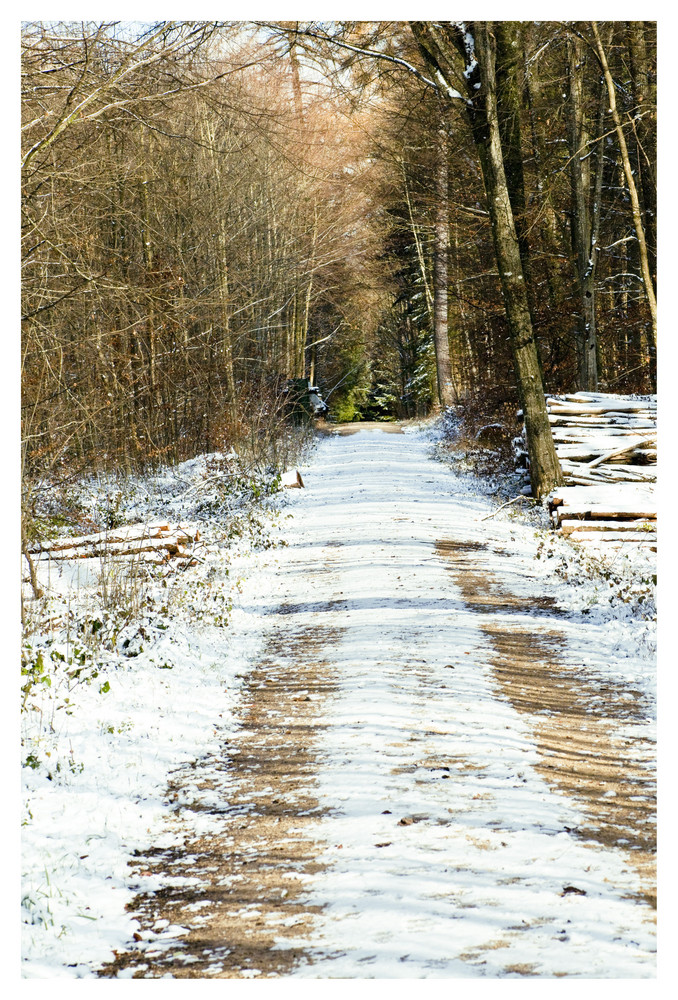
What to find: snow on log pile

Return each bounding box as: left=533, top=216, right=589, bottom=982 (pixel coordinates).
left=25, top=521, right=201, bottom=569
left=540, top=392, right=656, bottom=556
left=515, top=392, right=657, bottom=555
left=548, top=483, right=656, bottom=554
left=545, top=391, right=656, bottom=486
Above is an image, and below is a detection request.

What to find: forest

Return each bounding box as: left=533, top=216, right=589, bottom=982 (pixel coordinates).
left=21, top=22, right=659, bottom=978
left=21, top=19, right=656, bottom=515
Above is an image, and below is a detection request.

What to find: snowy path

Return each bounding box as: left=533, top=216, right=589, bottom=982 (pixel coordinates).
left=104, top=428, right=656, bottom=979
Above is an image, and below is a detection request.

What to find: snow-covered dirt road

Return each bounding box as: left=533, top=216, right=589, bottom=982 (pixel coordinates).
left=101, top=427, right=656, bottom=978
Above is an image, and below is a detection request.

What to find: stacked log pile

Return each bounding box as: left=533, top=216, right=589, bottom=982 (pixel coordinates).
left=516, top=393, right=657, bottom=554
left=26, top=522, right=201, bottom=568
left=548, top=484, right=656, bottom=554
left=540, top=392, right=656, bottom=555
left=545, top=392, right=656, bottom=486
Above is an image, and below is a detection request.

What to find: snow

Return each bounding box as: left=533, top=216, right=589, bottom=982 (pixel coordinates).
left=264, top=429, right=655, bottom=978
left=21, top=453, right=288, bottom=976
left=550, top=483, right=655, bottom=509
left=21, top=563, right=276, bottom=976
left=21, top=424, right=656, bottom=979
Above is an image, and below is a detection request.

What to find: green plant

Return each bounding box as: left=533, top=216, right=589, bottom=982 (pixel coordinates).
left=95, top=487, right=134, bottom=530
left=21, top=648, right=51, bottom=710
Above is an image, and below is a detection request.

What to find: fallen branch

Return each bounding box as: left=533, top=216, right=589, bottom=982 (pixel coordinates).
left=586, top=438, right=655, bottom=469
left=179, top=474, right=232, bottom=502
left=479, top=495, right=534, bottom=521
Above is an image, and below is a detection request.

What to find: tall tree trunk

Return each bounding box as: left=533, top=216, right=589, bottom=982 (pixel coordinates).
left=433, top=122, right=456, bottom=409
left=566, top=35, right=599, bottom=391
left=410, top=21, right=562, bottom=497
left=495, top=21, right=536, bottom=318
left=627, top=21, right=657, bottom=391
left=523, top=38, right=564, bottom=310
left=285, top=55, right=317, bottom=383
left=591, top=22, right=657, bottom=389
left=200, top=114, right=237, bottom=418
left=139, top=132, right=159, bottom=415
left=401, top=156, right=434, bottom=322
left=627, top=21, right=656, bottom=294
left=297, top=205, right=318, bottom=378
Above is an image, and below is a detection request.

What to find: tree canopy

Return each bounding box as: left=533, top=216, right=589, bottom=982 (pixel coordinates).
left=22, top=20, right=657, bottom=498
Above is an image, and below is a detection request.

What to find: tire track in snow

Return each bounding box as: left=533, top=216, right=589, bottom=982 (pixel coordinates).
left=269, top=430, right=656, bottom=977
left=101, top=428, right=656, bottom=978
left=100, top=557, right=347, bottom=977
left=436, top=538, right=656, bottom=908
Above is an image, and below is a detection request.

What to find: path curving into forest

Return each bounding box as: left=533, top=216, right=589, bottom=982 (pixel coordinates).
left=102, top=427, right=656, bottom=979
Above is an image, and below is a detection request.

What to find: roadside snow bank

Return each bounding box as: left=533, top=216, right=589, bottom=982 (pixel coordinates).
left=21, top=454, right=293, bottom=977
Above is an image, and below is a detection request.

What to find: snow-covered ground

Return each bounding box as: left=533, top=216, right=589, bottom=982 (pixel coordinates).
left=21, top=424, right=657, bottom=978
left=21, top=455, right=290, bottom=976
left=267, top=428, right=655, bottom=978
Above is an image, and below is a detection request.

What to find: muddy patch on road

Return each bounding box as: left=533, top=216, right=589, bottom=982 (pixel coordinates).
left=99, top=609, right=343, bottom=979
left=436, top=538, right=656, bottom=910
left=331, top=421, right=404, bottom=435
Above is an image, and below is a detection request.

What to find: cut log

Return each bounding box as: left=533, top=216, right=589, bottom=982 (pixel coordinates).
left=560, top=518, right=655, bottom=535
left=552, top=498, right=656, bottom=517
left=555, top=392, right=656, bottom=403
left=551, top=425, right=656, bottom=439
left=533, top=394, right=656, bottom=548
left=549, top=482, right=655, bottom=515
left=586, top=438, right=655, bottom=469
left=558, top=466, right=656, bottom=485
left=32, top=533, right=196, bottom=562
left=31, top=551, right=170, bottom=568
left=553, top=443, right=651, bottom=462
left=567, top=530, right=657, bottom=548
left=550, top=420, right=646, bottom=429
left=35, top=539, right=168, bottom=561
left=549, top=414, right=655, bottom=424
left=547, top=402, right=656, bottom=416
left=551, top=426, right=656, bottom=438
left=595, top=468, right=656, bottom=482
left=547, top=392, right=656, bottom=405
left=28, top=523, right=171, bottom=553
left=574, top=476, right=652, bottom=487
left=553, top=507, right=656, bottom=525
left=28, top=521, right=199, bottom=555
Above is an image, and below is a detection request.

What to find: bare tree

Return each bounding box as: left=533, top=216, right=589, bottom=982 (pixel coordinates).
left=565, top=31, right=606, bottom=390
left=433, top=119, right=456, bottom=409
left=590, top=22, right=657, bottom=384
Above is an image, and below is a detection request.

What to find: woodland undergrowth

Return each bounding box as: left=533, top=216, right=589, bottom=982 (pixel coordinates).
left=21, top=422, right=315, bottom=765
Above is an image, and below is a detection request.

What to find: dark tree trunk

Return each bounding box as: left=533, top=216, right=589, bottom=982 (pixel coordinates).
left=433, top=122, right=456, bottom=409
left=566, top=34, right=599, bottom=391
left=410, top=21, right=562, bottom=497
left=495, top=21, right=536, bottom=318
left=523, top=35, right=565, bottom=310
